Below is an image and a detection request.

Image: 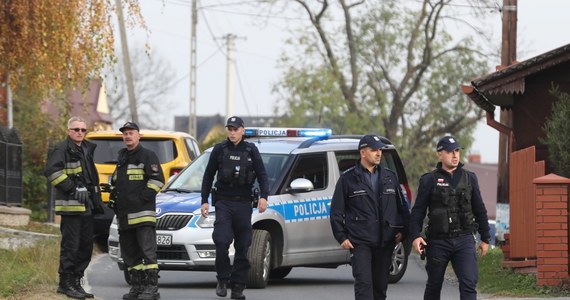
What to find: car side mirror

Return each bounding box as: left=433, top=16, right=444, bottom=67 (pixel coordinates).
left=286, top=178, right=314, bottom=194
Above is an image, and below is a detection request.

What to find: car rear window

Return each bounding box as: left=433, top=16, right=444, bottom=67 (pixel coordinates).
left=90, top=139, right=177, bottom=164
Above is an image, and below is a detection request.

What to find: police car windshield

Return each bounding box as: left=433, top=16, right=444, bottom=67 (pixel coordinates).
left=166, top=152, right=288, bottom=192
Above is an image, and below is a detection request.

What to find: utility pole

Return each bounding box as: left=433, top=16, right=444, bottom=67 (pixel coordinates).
left=224, top=34, right=237, bottom=121
left=115, top=0, right=138, bottom=123
left=188, top=0, right=197, bottom=136
left=497, top=0, right=517, bottom=204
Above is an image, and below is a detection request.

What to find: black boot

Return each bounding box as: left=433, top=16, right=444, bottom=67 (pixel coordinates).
left=138, top=269, right=160, bottom=300
left=216, top=281, right=228, bottom=297
left=57, top=274, right=85, bottom=299
left=123, top=270, right=144, bottom=300
left=230, top=284, right=246, bottom=300
left=73, top=275, right=94, bottom=298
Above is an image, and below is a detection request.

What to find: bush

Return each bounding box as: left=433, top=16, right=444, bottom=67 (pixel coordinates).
left=541, top=86, right=570, bottom=178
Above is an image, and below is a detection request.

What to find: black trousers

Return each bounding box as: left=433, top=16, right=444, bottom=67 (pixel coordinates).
left=119, top=226, right=158, bottom=269
left=424, top=234, right=478, bottom=300
left=212, top=200, right=252, bottom=286
left=59, top=214, right=93, bottom=276
left=350, top=241, right=395, bottom=300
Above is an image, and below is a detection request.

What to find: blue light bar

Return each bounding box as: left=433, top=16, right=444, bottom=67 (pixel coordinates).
left=244, top=127, right=332, bottom=138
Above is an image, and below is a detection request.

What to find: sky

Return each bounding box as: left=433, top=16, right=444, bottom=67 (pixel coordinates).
left=120, top=0, right=570, bottom=163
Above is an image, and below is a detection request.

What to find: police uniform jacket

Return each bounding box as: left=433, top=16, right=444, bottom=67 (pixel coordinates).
left=201, top=138, right=269, bottom=203
left=330, top=162, right=409, bottom=247
left=409, top=162, right=491, bottom=243
left=112, top=143, right=165, bottom=230
left=44, top=137, right=103, bottom=215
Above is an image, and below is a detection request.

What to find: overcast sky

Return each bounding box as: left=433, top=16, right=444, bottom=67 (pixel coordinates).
left=120, top=0, right=570, bottom=163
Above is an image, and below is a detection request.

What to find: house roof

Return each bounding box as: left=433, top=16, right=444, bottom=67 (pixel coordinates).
left=464, top=43, right=570, bottom=111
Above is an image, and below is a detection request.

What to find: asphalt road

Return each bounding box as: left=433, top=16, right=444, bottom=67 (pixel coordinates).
left=85, top=252, right=469, bottom=300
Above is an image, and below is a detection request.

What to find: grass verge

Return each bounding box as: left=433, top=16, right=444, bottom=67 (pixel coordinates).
left=0, top=237, right=66, bottom=299
left=478, top=247, right=570, bottom=297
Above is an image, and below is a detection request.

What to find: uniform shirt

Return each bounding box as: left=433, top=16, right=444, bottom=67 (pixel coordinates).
left=409, top=162, right=491, bottom=242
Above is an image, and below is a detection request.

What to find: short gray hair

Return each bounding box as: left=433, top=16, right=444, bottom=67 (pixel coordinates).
left=67, top=116, right=86, bottom=128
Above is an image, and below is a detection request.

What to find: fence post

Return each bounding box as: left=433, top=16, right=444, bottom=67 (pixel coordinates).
left=534, top=173, right=570, bottom=287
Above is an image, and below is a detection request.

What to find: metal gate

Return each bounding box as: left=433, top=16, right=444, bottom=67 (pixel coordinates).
left=509, top=146, right=545, bottom=259
left=0, top=126, right=23, bottom=206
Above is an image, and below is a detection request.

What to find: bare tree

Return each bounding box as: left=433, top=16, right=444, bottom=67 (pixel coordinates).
left=105, top=46, right=177, bottom=129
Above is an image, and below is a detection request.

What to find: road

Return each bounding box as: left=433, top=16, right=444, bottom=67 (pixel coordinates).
left=85, top=252, right=474, bottom=300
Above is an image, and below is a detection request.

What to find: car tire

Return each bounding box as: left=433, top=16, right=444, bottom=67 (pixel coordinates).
left=247, top=229, right=271, bottom=288
left=269, top=267, right=292, bottom=280
left=388, top=241, right=408, bottom=283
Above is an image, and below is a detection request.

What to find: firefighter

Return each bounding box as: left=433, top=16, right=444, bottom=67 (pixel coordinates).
left=44, top=116, right=103, bottom=299
left=110, top=122, right=164, bottom=300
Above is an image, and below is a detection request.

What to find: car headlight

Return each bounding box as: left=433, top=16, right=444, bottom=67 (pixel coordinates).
left=196, top=213, right=216, bottom=228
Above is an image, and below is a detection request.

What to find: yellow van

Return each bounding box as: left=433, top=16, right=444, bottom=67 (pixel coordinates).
left=85, top=130, right=201, bottom=242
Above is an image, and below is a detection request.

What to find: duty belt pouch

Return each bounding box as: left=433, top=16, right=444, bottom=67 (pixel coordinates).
left=211, top=188, right=218, bottom=207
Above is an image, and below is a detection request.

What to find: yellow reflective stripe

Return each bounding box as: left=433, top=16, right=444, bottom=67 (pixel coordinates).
left=144, top=264, right=159, bottom=270
left=128, top=216, right=156, bottom=225
left=147, top=182, right=161, bottom=192
left=129, top=264, right=145, bottom=271
left=50, top=173, right=68, bottom=186
left=55, top=205, right=86, bottom=212
left=64, top=161, right=82, bottom=174
left=127, top=169, right=145, bottom=175
left=64, top=166, right=82, bottom=175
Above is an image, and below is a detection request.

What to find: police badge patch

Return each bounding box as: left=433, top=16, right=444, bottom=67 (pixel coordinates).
left=151, top=164, right=159, bottom=172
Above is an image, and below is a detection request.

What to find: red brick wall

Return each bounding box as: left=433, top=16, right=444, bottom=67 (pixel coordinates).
left=534, top=174, right=570, bottom=286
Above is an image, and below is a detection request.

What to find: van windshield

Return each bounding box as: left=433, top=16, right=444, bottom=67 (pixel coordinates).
left=90, top=139, right=177, bottom=164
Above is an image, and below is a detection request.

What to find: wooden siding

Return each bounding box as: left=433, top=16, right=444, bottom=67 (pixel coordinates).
left=509, top=146, right=545, bottom=258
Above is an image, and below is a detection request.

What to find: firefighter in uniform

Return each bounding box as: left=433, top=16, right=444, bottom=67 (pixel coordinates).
left=409, top=135, right=490, bottom=300
left=330, top=134, right=410, bottom=300
left=200, top=116, right=269, bottom=300
left=110, top=122, right=164, bottom=300
left=44, top=116, right=103, bottom=299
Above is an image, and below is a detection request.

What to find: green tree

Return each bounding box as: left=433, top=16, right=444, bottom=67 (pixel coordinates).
left=541, top=87, right=570, bottom=178
left=270, top=0, right=493, bottom=185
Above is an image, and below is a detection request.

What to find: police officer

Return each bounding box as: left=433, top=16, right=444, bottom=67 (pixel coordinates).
left=201, top=116, right=269, bottom=300
left=44, top=116, right=103, bottom=299
left=330, top=134, right=410, bottom=300
left=111, top=122, right=165, bottom=300
left=409, top=135, right=490, bottom=300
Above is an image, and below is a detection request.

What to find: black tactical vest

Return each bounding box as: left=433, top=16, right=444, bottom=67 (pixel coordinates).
left=217, top=141, right=256, bottom=186
left=427, top=169, right=474, bottom=238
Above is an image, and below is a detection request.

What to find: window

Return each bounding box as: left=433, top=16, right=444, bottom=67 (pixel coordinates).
left=284, top=153, right=328, bottom=191
left=90, top=139, right=176, bottom=164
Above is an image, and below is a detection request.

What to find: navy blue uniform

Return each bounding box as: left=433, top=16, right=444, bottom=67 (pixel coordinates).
left=330, top=162, right=409, bottom=300
left=201, top=138, right=269, bottom=287
left=409, top=162, right=490, bottom=300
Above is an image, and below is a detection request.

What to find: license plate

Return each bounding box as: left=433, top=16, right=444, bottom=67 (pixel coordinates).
left=156, top=234, right=172, bottom=246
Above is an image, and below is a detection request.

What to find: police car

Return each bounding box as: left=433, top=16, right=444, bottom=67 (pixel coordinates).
left=107, top=128, right=413, bottom=288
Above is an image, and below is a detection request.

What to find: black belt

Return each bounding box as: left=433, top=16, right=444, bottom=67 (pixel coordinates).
left=219, top=195, right=250, bottom=202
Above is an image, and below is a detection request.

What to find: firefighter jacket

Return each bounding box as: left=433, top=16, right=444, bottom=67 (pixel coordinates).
left=44, top=137, right=103, bottom=215
left=409, top=162, right=491, bottom=243
left=112, top=143, right=165, bottom=230
left=330, top=162, right=410, bottom=247
left=201, top=138, right=269, bottom=204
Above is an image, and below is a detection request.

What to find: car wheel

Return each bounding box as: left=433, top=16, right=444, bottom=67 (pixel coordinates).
left=247, top=229, right=271, bottom=288
left=123, top=269, right=131, bottom=285
left=388, top=241, right=408, bottom=283
left=269, top=267, right=292, bottom=280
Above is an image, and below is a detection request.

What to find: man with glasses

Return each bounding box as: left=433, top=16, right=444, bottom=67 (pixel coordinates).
left=44, top=116, right=104, bottom=299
